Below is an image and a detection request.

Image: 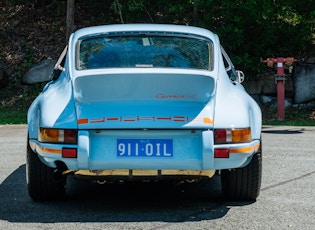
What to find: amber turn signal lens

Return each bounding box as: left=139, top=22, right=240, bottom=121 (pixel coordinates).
left=232, top=128, right=251, bottom=143
left=39, top=128, right=77, bottom=144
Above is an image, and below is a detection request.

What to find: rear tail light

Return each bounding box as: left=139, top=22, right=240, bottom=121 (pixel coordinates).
left=39, top=128, right=77, bottom=144
left=214, top=128, right=251, bottom=144
left=213, top=128, right=252, bottom=158
left=214, top=129, right=232, bottom=143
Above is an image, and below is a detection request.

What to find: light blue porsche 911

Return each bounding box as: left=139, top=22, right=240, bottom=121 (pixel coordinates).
left=26, top=24, right=262, bottom=201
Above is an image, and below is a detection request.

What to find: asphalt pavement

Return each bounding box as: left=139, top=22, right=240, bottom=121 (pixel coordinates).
left=0, top=124, right=314, bottom=229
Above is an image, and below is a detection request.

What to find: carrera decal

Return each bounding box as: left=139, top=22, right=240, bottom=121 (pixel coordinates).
left=156, top=117, right=172, bottom=121
left=78, top=118, right=88, bottom=124
left=107, top=117, right=119, bottom=121
left=77, top=116, right=214, bottom=125
left=173, top=116, right=186, bottom=122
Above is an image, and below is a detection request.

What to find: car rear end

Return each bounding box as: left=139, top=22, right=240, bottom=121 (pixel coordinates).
left=27, top=24, right=261, bottom=201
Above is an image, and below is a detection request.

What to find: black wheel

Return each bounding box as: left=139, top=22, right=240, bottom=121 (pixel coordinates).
left=221, top=143, right=262, bottom=201
left=26, top=138, right=66, bottom=201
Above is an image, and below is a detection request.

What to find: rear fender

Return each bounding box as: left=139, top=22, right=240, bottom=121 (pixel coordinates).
left=214, top=71, right=261, bottom=139
left=27, top=73, right=78, bottom=140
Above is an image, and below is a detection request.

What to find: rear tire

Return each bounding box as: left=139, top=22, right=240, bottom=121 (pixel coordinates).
left=26, top=138, right=66, bottom=201
left=221, top=143, right=262, bottom=201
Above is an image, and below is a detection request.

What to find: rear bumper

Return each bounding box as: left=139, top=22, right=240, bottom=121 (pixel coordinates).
left=64, top=169, right=216, bottom=181
left=29, top=129, right=260, bottom=174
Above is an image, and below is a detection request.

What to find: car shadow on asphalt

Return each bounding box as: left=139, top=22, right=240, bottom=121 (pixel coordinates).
left=0, top=164, right=255, bottom=223
left=261, top=127, right=304, bottom=134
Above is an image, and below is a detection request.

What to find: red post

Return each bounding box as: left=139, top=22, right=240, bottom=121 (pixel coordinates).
left=263, top=57, right=297, bottom=121
left=276, top=75, right=285, bottom=121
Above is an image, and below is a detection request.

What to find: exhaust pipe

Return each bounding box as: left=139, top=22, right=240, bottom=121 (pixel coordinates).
left=96, top=180, right=107, bottom=185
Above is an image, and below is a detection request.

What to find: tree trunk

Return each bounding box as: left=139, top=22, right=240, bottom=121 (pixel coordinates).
left=66, top=0, right=75, bottom=43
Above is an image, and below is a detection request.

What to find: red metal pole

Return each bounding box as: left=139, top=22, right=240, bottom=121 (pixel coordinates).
left=263, top=57, right=297, bottom=121
left=275, top=58, right=286, bottom=121
left=276, top=76, right=285, bottom=121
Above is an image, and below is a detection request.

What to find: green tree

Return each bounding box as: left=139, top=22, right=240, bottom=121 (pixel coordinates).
left=109, top=0, right=314, bottom=75
left=191, top=0, right=314, bottom=74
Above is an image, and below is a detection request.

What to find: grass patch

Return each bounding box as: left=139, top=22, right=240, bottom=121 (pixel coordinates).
left=263, top=120, right=315, bottom=126
left=0, top=108, right=27, bottom=124
left=261, top=106, right=315, bottom=126
left=0, top=83, right=42, bottom=125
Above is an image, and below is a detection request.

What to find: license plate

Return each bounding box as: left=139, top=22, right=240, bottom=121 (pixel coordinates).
left=117, top=139, right=173, bottom=157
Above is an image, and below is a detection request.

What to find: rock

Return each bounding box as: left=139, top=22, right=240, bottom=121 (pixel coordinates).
left=304, top=57, right=315, bottom=64
left=261, top=95, right=274, bottom=105
left=292, top=101, right=315, bottom=109
left=243, top=72, right=294, bottom=97
left=260, top=95, right=292, bottom=108
left=294, top=63, right=315, bottom=103
left=22, top=59, right=56, bottom=84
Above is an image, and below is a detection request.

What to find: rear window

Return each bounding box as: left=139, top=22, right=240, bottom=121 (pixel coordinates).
left=77, top=33, right=213, bottom=70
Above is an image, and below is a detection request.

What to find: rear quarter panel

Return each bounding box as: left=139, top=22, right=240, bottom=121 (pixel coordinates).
left=214, top=66, right=262, bottom=140
left=27, top=71, right=77, bottom=139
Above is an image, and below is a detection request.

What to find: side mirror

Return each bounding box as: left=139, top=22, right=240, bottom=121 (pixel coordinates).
left=22, top=59, right=56, bottom=85
left=236, top=70, right=245, bottom=83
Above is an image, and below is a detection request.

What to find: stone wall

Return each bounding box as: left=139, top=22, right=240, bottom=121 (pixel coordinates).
left=243, top=59, right=315, bottom=108
left=294, top=63, right=315, bottom=104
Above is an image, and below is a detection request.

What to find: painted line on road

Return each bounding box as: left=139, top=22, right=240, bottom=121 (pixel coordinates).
left=261, top=170, right=315, bottom=192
